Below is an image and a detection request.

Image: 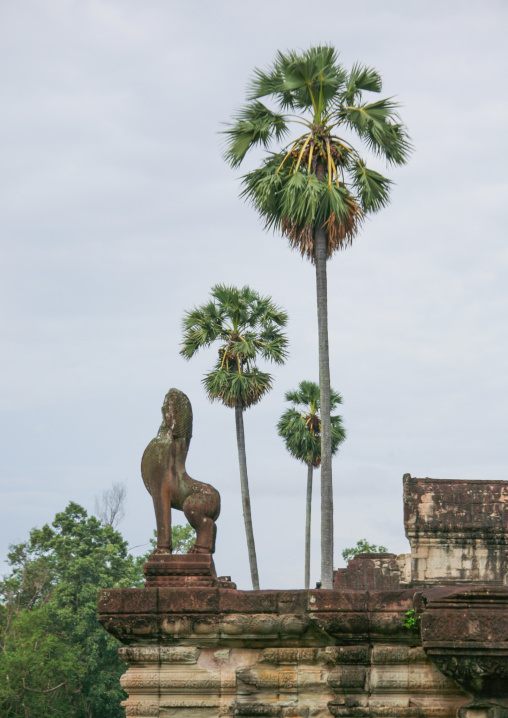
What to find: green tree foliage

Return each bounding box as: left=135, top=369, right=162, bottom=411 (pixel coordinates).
left=277, top=381, right=345, bottom=588
left=0, top=502, right=142, bottom=718
left=224, top=46, right=410, bottom=587
left=144, top=525, right=196, bottom=556
left=341, top=538, right=388, bottom=563
left=277, top=381, right=345, bottom=468
left=170, top=524, right=196, bottom=554
left=403, top=609, right=421, bottom=632
left=180, top=284, right=288, bottom=409
left=181, top=284, right=288, bottom=589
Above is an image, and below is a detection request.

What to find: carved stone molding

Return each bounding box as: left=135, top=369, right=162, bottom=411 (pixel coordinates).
left=428, top=652, right=508, bottom=698
left=421, top=586, right=508, bottom=717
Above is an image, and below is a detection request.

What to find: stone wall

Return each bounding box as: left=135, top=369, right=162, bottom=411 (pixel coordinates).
left=98, top=587, right=468, bottom=717
left=98, top=475, right=508, bottom=716
left=116, top=644, right=463, bottom=718
left=403, top=476, right=508, bottom=586
left=334, top=554, right=405, bottom=591
left=335, top=476, right=508, bottom=591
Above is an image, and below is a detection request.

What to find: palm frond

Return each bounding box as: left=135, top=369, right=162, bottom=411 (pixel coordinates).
left=247, top=46, right=346, bottom=118
left=182, top=285, right=288, bottom=408
left=278, top=46, right=346, bottom=114
left=338, top=99, right=412, bottom=166
left=330, top=415, right=346, bottom=454
left=329, top=389, right=344, bottom=410
left=226, top=46, right=411, bottom=260
left=278, top=380, right=346, bottom=467
left=223, top=102, right=289, bottom=168
left=243, top=155, right=365, bottom=259
left=339, top=97, right=400, bottom=129
left=318, top=185, right=364, bottom=256
left=256, top=330, right=289, bottom=364
left=363, top=120, right=412, bottom=166
left=277, top=409, right=320, bottom=466
left=352, top=158, right=392, bottom=212
left=257, top=300, right=288, bottom=328
left=285, top=380, right=320, bottom=408
left=240, top=153, right=286, bottom=230
left=342, top=63, right=382, bottom=105
left=247, top=64, right=295, bottom=109
left=180, top=301, right=224, bottom=359
left=204, top=363, right=272, bottom=408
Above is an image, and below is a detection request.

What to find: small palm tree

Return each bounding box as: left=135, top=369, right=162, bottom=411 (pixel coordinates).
left=277, top=381, right=345, bottom=589
left=181, top=284, right=288, bottom=589
left=224, top=46, right=410, bottom=587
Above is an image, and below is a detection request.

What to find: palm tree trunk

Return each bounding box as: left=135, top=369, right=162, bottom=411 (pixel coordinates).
left=314, top=174, right=334, bottom=588
left=234, top=404, right=260, bottom=590
left=305, top=463, right=313, bottom=590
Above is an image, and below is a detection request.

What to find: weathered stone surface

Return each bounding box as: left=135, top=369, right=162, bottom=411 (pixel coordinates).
left=141, top=388, right=220, bottom=557
left=307, top=590, right=368, bottom=613
left=144, top=553, right=219, bottom=588
left=98, top=475, right=508, bottom=716
left=420, top=585, right=508, bottom=716
left=404, top=477, right=508, bottom=534
left=158, top=587, right=220, bottom=613
left=219, top=591, right=279, bottom=615
left=100, top=586, right=470, bottom=716
left=334, top=554, right=403, bottom=590
left=403, top=475, right=508, bottom=586
left=99, top=586, right=426, bottom=648
left=119, top=646, right=201, bottom=663
left=98, top=587, right=158, bottom=614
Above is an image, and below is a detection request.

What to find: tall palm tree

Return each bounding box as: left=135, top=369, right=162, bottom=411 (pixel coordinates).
left=277, top=381, right=345, bottom=589
left=223, top=46, right=411, bottom=587
left=180, top=284, right=288, bottom=589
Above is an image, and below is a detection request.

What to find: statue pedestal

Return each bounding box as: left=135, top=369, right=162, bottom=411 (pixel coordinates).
left=143, top=552, right=236, bottom=589
left=143, top=552, right=219, bottom=588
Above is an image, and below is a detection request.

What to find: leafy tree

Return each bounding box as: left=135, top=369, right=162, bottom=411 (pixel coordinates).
left=142, top=525, right=196, bottom=559
left=277, top=381, right=345, bottom=588
left=341, top=538, right=388, bottom=563
left=224, top=46, right=410, bottom=587
left=181, top=284, right=288, bottom=589
left=0, top=502, right=141, bottom=717
left=170, top=524, right=196, bottom=553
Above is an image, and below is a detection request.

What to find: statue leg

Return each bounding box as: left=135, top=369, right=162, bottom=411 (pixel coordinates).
left=183, top=496, right=216, bottom=554
left=153, top=475, right=172, bottom=552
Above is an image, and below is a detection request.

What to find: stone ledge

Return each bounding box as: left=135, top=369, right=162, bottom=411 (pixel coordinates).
left=98, top=588, right=419, bottom=615
left=98, top=587, right=422, bottom=648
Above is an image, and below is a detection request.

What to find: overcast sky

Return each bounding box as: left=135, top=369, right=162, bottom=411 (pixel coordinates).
left=1, top=0, right=507, bottom=590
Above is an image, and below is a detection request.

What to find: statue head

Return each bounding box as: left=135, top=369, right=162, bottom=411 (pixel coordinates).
left=160, top=388, right=193, bottom=442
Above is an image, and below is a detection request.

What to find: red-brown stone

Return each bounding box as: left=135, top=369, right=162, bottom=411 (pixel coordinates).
left=143, top=551, right=219, bottom=588
left=219, top=589, right=279, bottom=614
left=334, top=553, right=402, bottom=590
left=158, top=587, right=219, bottom=613
left=97, top=587, right=158, bottom=614
left=420, top=585, right=508, bottom=711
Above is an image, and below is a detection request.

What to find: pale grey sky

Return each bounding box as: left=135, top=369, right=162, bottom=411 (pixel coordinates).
left=1, top=0, right=507, bottom=589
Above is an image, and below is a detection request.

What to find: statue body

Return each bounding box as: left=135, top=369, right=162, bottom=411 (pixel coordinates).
left=141, top=388, right=220, bottom=554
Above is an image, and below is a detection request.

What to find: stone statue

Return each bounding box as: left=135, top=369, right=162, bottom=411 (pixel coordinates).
left=141, top=388, right=220, bottom=554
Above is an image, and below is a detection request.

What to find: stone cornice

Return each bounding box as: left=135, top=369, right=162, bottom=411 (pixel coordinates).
left=98, top=587, right=421, bottom=648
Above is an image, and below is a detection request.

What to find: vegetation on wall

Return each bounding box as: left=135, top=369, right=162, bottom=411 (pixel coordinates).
left=341, top=538, right=388, bottom=563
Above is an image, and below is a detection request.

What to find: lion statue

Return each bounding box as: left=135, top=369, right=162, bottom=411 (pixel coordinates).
left=141, top=388, right=220, bottom=554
